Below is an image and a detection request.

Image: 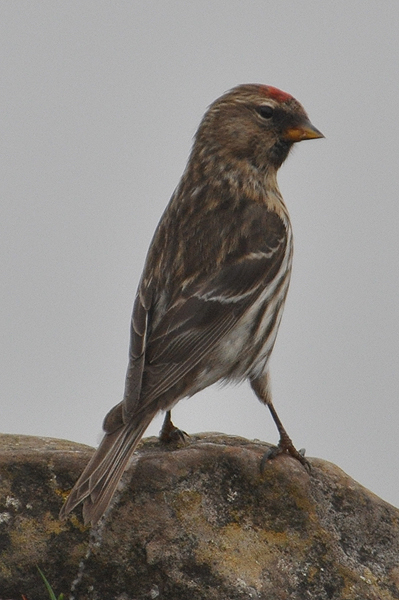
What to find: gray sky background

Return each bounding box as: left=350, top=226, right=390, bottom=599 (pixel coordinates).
left=1, top=2, right=398, bottom=507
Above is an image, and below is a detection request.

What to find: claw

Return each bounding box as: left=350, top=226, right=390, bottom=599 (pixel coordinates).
left=260, top=440, right=311, bottom=474
left=160, top=425, right=188, bottom=444
left=159, top=411, right=188, bottom=445
left=260, top=446, right=279, bottom=473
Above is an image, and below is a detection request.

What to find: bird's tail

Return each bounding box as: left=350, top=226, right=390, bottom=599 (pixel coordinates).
left=59, top=411, right=155, bottom=525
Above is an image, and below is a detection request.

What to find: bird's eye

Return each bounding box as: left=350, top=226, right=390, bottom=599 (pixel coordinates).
left=256, top=105, right=274, bottom=119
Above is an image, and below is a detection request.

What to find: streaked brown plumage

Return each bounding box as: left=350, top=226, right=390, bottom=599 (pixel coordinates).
left=60, top=84, right=323, bottom=525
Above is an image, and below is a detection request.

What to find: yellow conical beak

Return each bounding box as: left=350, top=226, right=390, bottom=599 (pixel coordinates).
left=283, top=120, right=324, bottom=142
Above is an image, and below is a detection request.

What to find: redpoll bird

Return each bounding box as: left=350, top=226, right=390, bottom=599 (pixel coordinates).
left=60, top=84, right=323, bottom=525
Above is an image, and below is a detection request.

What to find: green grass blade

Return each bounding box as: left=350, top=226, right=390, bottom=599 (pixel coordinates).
left=37, top=567, right=63, bottom=600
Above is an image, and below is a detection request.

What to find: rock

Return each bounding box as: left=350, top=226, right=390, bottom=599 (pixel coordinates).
left=0, top=432, right=398, bottom=600
left=0, top=434, right=93, bottom=599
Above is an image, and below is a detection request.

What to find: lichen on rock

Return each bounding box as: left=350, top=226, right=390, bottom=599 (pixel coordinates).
left=0, top=432, right=399, bottom=599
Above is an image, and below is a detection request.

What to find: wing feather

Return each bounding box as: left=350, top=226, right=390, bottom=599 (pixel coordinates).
left=123, top=280, right=153, bottom=418
left=123, top=205, right=288, bottom=413
left=142, top=248, right=286, bottom=403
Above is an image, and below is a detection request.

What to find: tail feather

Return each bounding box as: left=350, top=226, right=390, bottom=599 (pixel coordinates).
left=59, top=413, right=155, bottom=525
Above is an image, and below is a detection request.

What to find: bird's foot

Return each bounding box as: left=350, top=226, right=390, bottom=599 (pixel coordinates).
left=159, top=425, right=188, bottom=444
left=260, top=433, right=310, bottom=473
left=159, top=412, right=188, bottom=445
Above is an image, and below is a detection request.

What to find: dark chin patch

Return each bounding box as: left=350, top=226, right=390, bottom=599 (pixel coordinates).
left=269, top=139, right=293, bottom=168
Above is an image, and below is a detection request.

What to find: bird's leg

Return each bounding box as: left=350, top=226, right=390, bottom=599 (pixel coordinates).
left=159, top=410, right=188, bottom=444
left=262, top=400, right=310, bottom=472
left=250, top=374, right=310, bottom=472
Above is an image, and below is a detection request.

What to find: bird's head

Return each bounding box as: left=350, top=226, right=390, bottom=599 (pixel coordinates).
left=195, top=84, right=323, bottom=170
